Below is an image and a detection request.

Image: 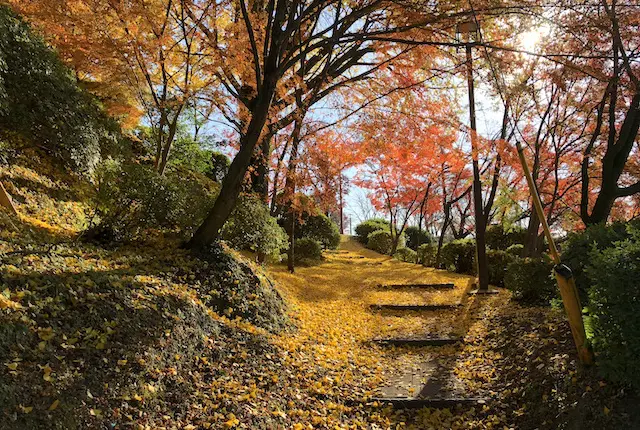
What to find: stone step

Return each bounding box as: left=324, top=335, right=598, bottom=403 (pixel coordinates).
left=378, top=283, right=455, bottom=290
left=372, top=337, right=461, bottom=347
left=370, top=303, right=461, bottom=311
left=370, top=397, right=487, bottom=409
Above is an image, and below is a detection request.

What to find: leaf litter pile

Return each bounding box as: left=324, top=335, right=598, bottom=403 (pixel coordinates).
left=1, top=156, right=639, bottom=429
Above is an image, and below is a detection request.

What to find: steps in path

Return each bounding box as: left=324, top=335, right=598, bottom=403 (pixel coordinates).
left=370, top=303, right=461, bottom=311
left=378, top=283, right=455, bottom=290
left=372, top=337, right=461, bottom=347
left=370, top=397, right=487, bottom=409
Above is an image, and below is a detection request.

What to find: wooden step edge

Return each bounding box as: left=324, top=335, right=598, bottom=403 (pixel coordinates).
left=368, top=397, right=488, bottom=409
left=378, top=283, right=455, bottom=289
left=371, top=337, right=462, bottom=347
left=370, top=303, right=461, bottom=311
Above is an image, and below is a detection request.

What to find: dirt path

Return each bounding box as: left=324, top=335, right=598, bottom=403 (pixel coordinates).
left=268, top=236, right=506, bottom=408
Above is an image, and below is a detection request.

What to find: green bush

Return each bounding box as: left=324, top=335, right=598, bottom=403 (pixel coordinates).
left=355, top=218, right=388, bottom=244
left=486, top=250, right=515, bottom=288
left=405, top=226, right=431, bottom=250
left=222, top=194, right=288, bottom=261
left=0, top=6, right=120, bottom=172
left=297, top=213, right=340, bottom=250
left=585, top=229, right=640, bottom=389
left=561, top=221, right=639, bottom=303
left=367, top=230, right=393, bottom=255
left=87, top=160, right=217, bottom=241
left=504, top=257, right=556, bottom=305
left=394, top=247, right=417, bottom=263
left=486, top=225, right=526, bottom=250
left=417, top=243, right=437, bottom=267
left=441, top=239, right=476, bottom=274
left=206, top=152, right=230, bottom=182
left=294, top=237, right=323, bottom=266
left=506, top=244, right=524, bottom=257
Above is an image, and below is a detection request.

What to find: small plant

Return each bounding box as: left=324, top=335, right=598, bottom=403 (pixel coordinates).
left=441, top=239, right=476, bottom=274
left=394, top=247, right=417, bottom=263
left=417, top=243, right=437, bottom=267
left=504, top=257, right=556, bottom=305
left=367, top=229, right=393, bottom=255
left=294, top=237, right=323, bottom=266
left=355, top=218, right=388, bottom=244
left=584, top=229, right=640, bottom=390
left=404, top=226, right=431, bottom=250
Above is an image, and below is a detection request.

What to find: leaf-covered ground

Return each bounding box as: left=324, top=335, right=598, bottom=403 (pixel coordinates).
left=1, top=152, right=638, bottom=429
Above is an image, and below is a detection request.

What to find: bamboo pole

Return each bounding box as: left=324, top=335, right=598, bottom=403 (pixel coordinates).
left=0, top=182, right=18, bottom=215
left=515, top=140, right=593, bottom=365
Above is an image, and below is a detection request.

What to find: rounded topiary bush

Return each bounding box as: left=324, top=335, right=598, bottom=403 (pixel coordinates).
left=298, top=213, right=340, bottom=250
left=504, top=257, right=556, bottom=305
left=367, top=230, right=393, bottom=255
left=441, top=239, right=476, bottom=274
left=222, top=194, right=288, bottom=261
left=417, top=243, right=436, bottom=267
left=486, top=250, right=515, bottom=288
left=294, top=237, right=323, bottom=266
left=394, top=247, right=417, bottom=263
left=585, top=230, right=640, bottom=389
left=405, top=226, right=431, bottom=250
left=355, top=218, right=388, bottom=244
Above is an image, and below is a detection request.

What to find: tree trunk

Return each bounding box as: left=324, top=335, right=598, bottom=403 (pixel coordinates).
left=523, top=208, right=542, bottom=257
left=188, top=88, right=275, bottom=249
left=250, top=132, right=272, bottom=200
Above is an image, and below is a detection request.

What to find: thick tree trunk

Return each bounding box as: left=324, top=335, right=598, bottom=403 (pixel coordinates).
left=250, top=132, right=272, bottom=200
left=188, top=90, right=275, bottom=249
left=523, top=209, right=542, bottom=257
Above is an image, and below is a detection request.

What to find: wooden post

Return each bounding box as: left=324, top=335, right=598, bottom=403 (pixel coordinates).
left=515, top=140, right=594, bottom=365
left=0, top=182, right=18, bottom=215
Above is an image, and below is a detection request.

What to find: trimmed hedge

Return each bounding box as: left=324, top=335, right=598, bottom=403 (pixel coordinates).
left=367, top=230, right=393, bottom=255
left=417, top=243, right=437, bottom=267
left=297, top=213, right=340, bottom=250
left=294, top=237, right=323, bottom=266
left=504, top=257, right=556, bottom=305
left=585, top=229, right=640, bottom=389
left=486, top=250, right=515, bottom=288
left=355, top=218, right=388, bottom=244
left=394, top=247, right=417, bottom=263
left=405, top=226, right=431, bottom=250
left=486, top=225, right=526, bottom=250
left=441, top=239, right=476, bottom=274
left=561, top=221, right=639, bottom=303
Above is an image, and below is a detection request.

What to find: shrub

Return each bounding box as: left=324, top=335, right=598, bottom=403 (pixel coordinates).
left=417, top=243, right=437, bottom=267
left=355, top=218, right=388, bottom=244
left=441, top=239, right=476, bottom=274
left=294, top=237, right=323, bottom=266
left=87, top=160, right=217, bottom=241
left=486, top=250, right=515, bottom=288
left=297, top=213, right=340, bottom=250
left=206, top=152, right=230, bottom=182
left=506, top=243, right=524, bottom=257
left=561, top=221, right=639, bottom=303
left=585, top=229, right=640, bottom=389
left=486, top=225, right=526, bottom=250
left=504, top=257, right=556, bottom=305
left=0, top=6, right=120, bottom=173
left=394, top=247, right=417, bottom=263
left=405, top=226, right=431, bottom=250
left=222, top=194, right=288, bottom=261
left=367, top=230, right=393, bottom=255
